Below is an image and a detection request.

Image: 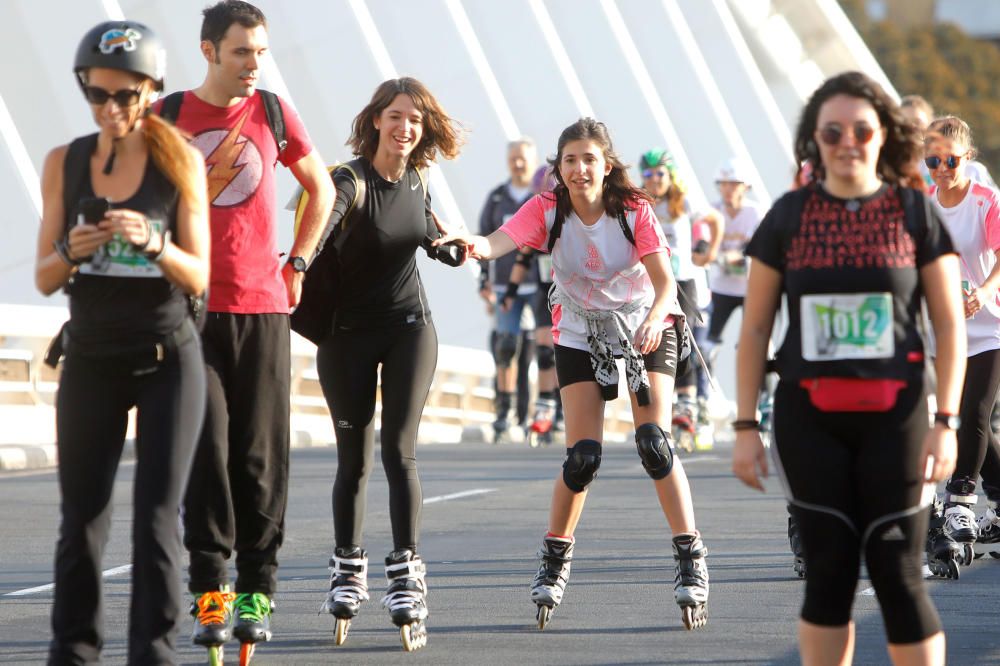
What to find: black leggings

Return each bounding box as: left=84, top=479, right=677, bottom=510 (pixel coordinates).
left=773, top=379, right=941, bottom=644
left=707, top=292, right=744, bottom=343
left=950, top=349, right=1000, bottom=495
left=51, top=326, right=205, bottom=664
left=317, top=321, right=438, bottom=552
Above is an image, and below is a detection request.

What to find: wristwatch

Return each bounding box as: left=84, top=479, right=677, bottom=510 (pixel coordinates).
left=288, top=256, right=308, bottom=273
left=933, top=413, right=961, bottom=430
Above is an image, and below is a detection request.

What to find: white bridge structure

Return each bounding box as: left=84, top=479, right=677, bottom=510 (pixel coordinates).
left=0, top=0, right=894, bottom=459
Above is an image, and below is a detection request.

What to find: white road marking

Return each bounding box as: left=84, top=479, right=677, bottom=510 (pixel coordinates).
left=6, top=564, right=132, bottom=598
left=5, top=488, right=498, bottom=599
left=423, top=488, right=496, bottom=505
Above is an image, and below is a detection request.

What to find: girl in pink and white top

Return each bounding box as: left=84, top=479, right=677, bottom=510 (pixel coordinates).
left=926, top=116, right=1000, bottom=560
left=434, top=118, right=709, bottom=631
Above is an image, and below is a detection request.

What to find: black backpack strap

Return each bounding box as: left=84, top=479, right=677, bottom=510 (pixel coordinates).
left=330, top=158, right=367, bottom=253
left=62, top=134, right=99, bottom=232
left=546, top=205, right=638, bottom=254
left=617, top=210, right=637, bottom=246
left=546, top=206, right=563, bottom=254
left=258, top=89, right=287, bottom=155
left=157, top=91, right=185, bottom=124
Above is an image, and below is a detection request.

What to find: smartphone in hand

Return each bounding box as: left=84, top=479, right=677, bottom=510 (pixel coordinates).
left=78, top=196, right=110, bottom=225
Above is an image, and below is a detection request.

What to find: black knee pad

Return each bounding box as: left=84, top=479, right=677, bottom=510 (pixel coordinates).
left=493, top=332, right=519, bottom=368
left=563, top=439, right=602, bottom=492
left=537, top=345, right=555, bottom=371
left=635, top=423, right=673, bottom=480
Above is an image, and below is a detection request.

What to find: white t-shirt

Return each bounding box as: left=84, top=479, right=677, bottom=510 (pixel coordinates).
left=931, top=182, right=1000, bottom=356
left=709, top=200, right=764, bottom=297
left=498, top=194, right=679, bottom=353
left=652, top=198, right=696, bottom=281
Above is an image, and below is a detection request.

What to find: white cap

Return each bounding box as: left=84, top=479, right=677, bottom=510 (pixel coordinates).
left=715, top=157, right=752, bottom=184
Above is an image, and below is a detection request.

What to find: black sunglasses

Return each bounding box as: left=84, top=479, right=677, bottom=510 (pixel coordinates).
left=924, top=155, right=962, bottom=170
left=82, top=85, right=142, bottom=107
left=817, top=122, right=876, bottom=146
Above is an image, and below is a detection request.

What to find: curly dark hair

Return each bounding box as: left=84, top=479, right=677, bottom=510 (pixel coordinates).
left=545, top=118, right=652, bottom=220
left=794, top=71, right=923, bottom=189
left=348, top=77, right=464, bottom=170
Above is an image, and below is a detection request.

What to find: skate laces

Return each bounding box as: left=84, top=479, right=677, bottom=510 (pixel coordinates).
left=944, top=505, right=977, bottom=533
left=381, top=555, right=427, bottom=613
left=328, top=552, right=370, bottom=605
left=235, top=593, right=272, bottom=623
left=195, top=590, right=236, bottom=625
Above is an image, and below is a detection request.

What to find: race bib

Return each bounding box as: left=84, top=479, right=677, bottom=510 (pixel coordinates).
left=78, top=219, right=165, bottom=278
left=537, top=254, right=554, bottom=282
left=721, top=249, right=747, bottom=276
left=801, top=292, right=893, bottom=361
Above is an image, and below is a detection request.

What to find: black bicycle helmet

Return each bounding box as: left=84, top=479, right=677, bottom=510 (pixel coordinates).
left=74, top=20, right=166, bottom=91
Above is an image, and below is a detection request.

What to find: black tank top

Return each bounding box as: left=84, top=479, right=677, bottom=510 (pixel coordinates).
left=65, top=143, right=186, bottom=350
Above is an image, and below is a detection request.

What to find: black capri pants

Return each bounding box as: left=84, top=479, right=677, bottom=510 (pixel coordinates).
left=773, top=378, right=941, bottom=644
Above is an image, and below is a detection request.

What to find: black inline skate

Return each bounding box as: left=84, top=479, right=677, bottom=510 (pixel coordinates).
left=381, top=549, right=428, bottom=651
left=942, top=483, right=978, bottom=566
left=926, top=496, right=963, bottom=579
left=191, top=587, right=236, bottom=666
left=321, top=546, right=369, bottom=646
left=230, top=592, right=273, bottom=664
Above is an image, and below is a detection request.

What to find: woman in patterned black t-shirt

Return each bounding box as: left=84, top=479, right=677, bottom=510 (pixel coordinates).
left=733, top=72, right=965, bottom=665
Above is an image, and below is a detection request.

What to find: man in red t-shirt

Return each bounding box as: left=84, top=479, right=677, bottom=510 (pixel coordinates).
left=165, top=1, right=334, bottom=649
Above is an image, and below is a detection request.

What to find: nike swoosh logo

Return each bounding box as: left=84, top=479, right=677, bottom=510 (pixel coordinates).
left=411, top=181, right=420, bottom=190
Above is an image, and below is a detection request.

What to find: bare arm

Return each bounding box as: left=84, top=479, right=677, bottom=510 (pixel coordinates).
left=35, top=145, right=83, bottom=295
left=965, top=249, right=1000, bottom=318
left=692, top=209, right=724, bottom=266
left=732, top=260, right=782, bottom=491
left=285, top=149, right=335, bottom=307
left=921, top=253, right=966, bottom=482
left=432, top=228, right=518, bottom=261
left=635, top=251, right=677, bottom=355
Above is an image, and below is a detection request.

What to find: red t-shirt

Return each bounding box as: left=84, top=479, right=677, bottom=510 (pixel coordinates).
left=159, top=91, right=313, bottom=313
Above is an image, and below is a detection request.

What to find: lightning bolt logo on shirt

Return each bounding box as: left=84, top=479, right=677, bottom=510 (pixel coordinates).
left=191, top=108, right=265, bottom=208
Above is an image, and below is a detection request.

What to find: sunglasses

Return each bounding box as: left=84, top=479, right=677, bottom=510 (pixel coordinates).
left=817, top=122, right=876, bottom=146
left=924, top=155, right=962, bottom=170
left=642, top=168, right=668, bottom=179
left=82, top=85, right=142, bottom=107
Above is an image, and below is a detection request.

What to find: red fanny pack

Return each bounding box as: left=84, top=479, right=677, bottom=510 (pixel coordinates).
left=799, top=377, right=907, bottom=412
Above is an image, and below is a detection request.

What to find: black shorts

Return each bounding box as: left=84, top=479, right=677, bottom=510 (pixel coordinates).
left=555, top=323, right=678, bottom=388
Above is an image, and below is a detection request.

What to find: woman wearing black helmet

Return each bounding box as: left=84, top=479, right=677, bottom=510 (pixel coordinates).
left=36, top=20, right=209, bottom=664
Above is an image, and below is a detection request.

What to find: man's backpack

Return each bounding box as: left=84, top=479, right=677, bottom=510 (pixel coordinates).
left=287, top=161, right=429, bottom=344
left=158, top=89, right=287, bottom=155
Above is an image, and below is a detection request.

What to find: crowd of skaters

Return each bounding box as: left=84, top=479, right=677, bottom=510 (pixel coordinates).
left=32, top=1, right=1000, bottom=664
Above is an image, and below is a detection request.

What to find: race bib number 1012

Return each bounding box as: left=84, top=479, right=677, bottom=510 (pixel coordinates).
left=800, top=292, right=893, bottom=361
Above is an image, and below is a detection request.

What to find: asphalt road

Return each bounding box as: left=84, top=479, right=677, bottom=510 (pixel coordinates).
left=2, top=440, right=999, bottom=665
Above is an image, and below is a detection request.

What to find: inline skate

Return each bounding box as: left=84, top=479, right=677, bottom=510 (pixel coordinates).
left=529, top=535, right=574, bottom=630
left=321, top=546, right=369, bottom=646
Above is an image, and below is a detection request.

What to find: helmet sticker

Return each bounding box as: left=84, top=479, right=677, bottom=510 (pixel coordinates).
left=98, top=28, right=142, bottom=54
